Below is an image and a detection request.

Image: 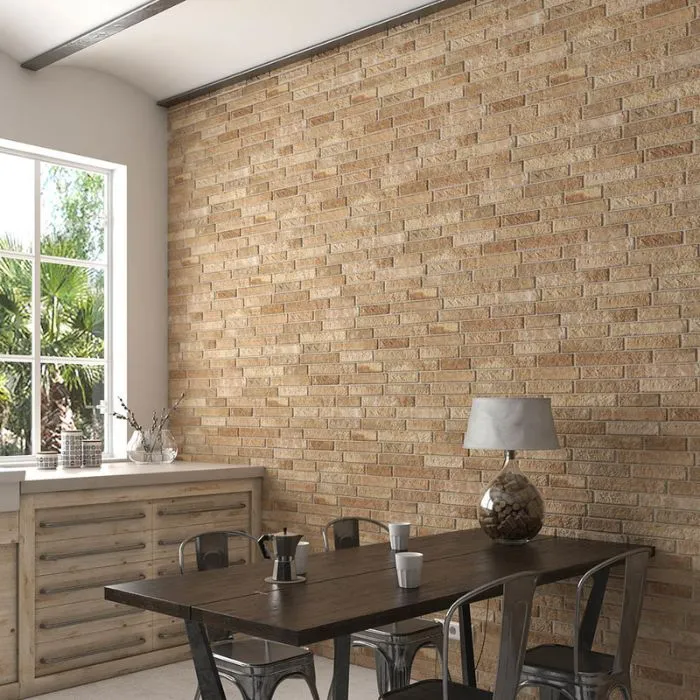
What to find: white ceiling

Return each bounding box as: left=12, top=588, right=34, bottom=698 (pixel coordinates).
left=0, top=0, right=433, bottom=103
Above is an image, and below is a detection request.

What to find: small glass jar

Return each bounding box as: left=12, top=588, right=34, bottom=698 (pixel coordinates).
left=478, top=457, right=544, bottom=544
left=36, top=451, right=59, bottom=470
left=127, top=429, right=178, bottom=464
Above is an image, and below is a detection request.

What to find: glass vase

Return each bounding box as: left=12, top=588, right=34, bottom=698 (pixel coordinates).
left=127, top=429, right=178, bottom=464
left=478, top=455, right=544, bottom=544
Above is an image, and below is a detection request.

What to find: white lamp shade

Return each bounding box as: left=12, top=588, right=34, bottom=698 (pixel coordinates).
left=463, top=397, right=559, bottom=451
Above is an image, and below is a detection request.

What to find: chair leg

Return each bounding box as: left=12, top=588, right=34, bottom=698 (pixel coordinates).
left=304, top=672, right=322, bottom=700
left=374, top=643, right=418, bottom=695
left=375, top=648, right=392, bottom=696
left=300, top=655, right=322, bottom=700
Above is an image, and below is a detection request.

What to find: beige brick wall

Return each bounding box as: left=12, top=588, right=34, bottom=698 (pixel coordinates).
left=167, top=0, right=700, bottom=695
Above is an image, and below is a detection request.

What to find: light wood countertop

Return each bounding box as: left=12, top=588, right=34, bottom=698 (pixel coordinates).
left=20, top=461, right=264, bottom=494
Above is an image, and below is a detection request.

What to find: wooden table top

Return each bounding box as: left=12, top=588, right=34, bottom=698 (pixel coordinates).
left=105, top=529, right=649, bottom=646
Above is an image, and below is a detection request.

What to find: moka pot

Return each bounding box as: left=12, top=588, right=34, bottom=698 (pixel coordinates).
left=257, top=527, right=303, bottom=582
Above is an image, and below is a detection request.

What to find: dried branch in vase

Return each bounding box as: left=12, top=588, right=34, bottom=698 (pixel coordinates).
left=114, top=394, right=185, bottom=462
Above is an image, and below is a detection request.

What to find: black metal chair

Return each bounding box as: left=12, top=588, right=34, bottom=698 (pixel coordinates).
left=518, top=548, right=650, bottom=700
left=381, top=570, right=539, bottom=700
left=322, top=517, right=445, bottom=695
left=179, top=531, right=321, bottom=700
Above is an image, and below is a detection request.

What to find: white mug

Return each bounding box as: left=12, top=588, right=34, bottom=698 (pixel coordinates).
left=295, top=540, right=310, bottom=576
left=395, top=552, right=423, bottom=589
left=389, top=522, right=411, bottom=552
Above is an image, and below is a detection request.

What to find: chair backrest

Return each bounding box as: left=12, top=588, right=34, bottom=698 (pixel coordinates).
left=321, top=517, right=389, bottom=551
left=441, top=571, right=538, bottom=700
left=177, top=530, right=267, bottom=574
left=573, top=547, right=650, bottom=677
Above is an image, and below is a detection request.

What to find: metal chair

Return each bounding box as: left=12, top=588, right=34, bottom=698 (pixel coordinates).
left=518, top=548, right=651, bottom=700
left=380, top=570, right=539, bottom=700
left=179, top=531, right=321, bottom=700
left=322, top=517, right=446, bottom=695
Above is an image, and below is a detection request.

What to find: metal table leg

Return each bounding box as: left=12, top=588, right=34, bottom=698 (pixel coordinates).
left=458, top=604, right=477, bottom=686
left=328, top=634, right=351, bottom=700
left=185, top=621, right=226, bottom=700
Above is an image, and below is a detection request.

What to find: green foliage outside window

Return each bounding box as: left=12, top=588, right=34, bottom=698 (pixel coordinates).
left=0, top=165, right=106, bottom=456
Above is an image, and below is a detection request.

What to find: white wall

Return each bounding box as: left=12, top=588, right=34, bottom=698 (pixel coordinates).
left=0, top=51, right=168, bottom=451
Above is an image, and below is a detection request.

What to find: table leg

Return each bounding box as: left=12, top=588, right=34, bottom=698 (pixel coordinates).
left=185, top=621, right=226, bottom=700
left=458, top=604, right=477, bottom=687
left=328, top=634, right=351, bottom=700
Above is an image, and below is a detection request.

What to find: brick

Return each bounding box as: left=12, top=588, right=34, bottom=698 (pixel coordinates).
left=169, top=0, right=700, bottom=691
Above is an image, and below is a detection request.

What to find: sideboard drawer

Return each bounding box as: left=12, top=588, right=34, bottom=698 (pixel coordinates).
left=35, top=503, right=151, bottom=542
left=36, top=532, right=152, bottom=576
left=36, top=561, right=153, bottom=609
left=154, top=542, right=249, bottom=578
left=35, top=624, right=151, bottom=676
left=153, top=617, right=188, bottom=650
left=153, top=517, right=250, bottom=562
left=36, top=600, right=150, bottom=644
left=153, top=493, right=250, bottom=530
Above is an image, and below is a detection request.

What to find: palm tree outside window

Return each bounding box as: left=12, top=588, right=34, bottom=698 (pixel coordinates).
left=0, top=148, right=112, bottom=459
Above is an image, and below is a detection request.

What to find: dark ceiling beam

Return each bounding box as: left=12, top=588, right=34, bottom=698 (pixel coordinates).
left=21, top=0, right=187, bottom=71
left=158, top=0, right=467, bottom=108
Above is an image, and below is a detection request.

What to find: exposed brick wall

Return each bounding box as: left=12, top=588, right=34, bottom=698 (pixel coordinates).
left=167, top=0, right=700, bottom=695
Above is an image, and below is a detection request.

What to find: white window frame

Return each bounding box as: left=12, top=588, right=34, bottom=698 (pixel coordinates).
left=0, top=140, right=123, bottom=462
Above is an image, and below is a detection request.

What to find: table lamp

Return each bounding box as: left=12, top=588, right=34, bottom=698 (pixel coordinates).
left=464, top=397, right=559, bottom=544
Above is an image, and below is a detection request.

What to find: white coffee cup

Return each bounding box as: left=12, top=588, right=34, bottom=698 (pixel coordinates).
left=395, top=552, right=423, bottom=589
left=295, top=540, right=310, bottom=576
left=389, top=522, right=411, bottom=552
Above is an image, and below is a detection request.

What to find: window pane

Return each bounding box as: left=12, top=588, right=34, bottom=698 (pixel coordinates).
left=0, top=257, right=32, bottom=355
left=41, top=363, right=104, bottom=451
left=41, top=263, right=104, bottom=358
left=0, top=153, right=34, bottom=253
left=40, top=164, right=105, bottom=262
left=0, top=361, right=32, bottom=456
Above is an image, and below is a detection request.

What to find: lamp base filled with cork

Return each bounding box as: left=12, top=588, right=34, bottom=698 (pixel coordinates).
left=477, top=451, right=544, bottom=544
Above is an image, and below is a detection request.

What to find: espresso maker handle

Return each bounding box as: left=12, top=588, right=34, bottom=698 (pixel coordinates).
left=257, top=534, right=273, bottom=559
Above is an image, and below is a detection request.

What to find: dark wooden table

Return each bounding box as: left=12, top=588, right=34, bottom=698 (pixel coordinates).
left=105, top=530, right=647, bottom=700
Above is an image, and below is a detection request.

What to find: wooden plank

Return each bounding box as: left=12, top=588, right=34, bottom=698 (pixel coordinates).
left=105, top=530, right=649, bottom=646
left=189, top=538, right=648, bottom=646
left=21, top=0, right=187, bottom=71
left=0, top=513, right=18, bottom=546
left=0, top=681, right=18, bottom=700
left=30, top=479, right=258, bottom=510
left=21, top=645, right=189, bottom=698
left=105, top=529, right=494, bottom=615
left=17, top=494, right=35, bottom=694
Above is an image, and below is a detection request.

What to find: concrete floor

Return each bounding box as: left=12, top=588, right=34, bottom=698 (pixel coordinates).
left=27, top=656, right=379, bottom=700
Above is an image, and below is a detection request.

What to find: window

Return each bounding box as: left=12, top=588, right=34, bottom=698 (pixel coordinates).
left=0, top=147, right=114, bottom=459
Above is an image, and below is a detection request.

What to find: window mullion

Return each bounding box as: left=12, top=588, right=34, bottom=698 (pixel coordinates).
left=31, top=159, right=41, bottom=456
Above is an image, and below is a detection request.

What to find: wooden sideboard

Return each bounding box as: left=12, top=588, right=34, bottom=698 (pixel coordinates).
left=0, top=463, right=263, bottom=699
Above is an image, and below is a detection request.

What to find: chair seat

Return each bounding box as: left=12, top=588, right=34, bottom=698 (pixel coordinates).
left=212, top=636, right=311, bottom=673
left=523, top=644, right=614, bottom=678
left=382, top=679, right=493, bottom=700
left=354, top=618, right=442, bottom=642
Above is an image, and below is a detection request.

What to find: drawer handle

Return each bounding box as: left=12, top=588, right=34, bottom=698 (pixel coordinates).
left=39, top=542, right=147, bottom=561
left=157, top=502, right=247, bottom=517
left=39, top=512, right=146, bottom=528
left=40, top=608, right=143, bottom=630
left=157, top=629, right=187, bottom=640
left=40, top=573, right=147, bottom=596
left=39, top=636, right=146, bottom=665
